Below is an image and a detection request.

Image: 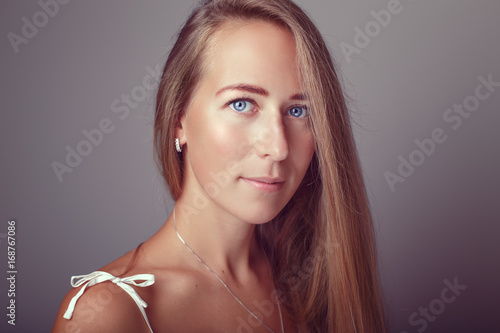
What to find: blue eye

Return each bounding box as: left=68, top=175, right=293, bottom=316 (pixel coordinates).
left=288, top=106, right=307, bottom=118
left=229, top=99, right=253, bottom=112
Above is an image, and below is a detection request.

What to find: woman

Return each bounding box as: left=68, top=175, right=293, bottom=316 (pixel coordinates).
left=53, top=0, right=386, bottom=332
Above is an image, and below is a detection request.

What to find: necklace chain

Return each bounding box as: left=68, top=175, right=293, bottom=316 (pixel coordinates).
left=173, top=208, right=284, bottom=333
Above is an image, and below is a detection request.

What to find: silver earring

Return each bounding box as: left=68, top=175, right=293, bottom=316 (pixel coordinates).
left=175, top=138, right=182, bottom=153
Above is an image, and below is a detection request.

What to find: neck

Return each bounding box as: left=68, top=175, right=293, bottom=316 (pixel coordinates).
left=171, top=196, right=263, bottom=283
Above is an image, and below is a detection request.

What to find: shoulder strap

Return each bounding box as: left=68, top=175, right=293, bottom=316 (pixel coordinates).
left=63, top=271, right=155, bottom=333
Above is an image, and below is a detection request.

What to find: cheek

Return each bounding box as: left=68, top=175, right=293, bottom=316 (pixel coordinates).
left=289, top=127, right=315, bottom=173
left=301, top=140, right=315, bottom=175
left=187, top=111, right=247, bottom=180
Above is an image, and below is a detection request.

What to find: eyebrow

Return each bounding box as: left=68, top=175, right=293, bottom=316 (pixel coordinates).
left=290, top=93, right=308, bottom=101
left=216, top=84, right=268, bottom=97
left=215, top=84, right=307, bottom=101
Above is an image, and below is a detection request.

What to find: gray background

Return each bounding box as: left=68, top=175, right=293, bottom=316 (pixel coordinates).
left=1, top=0, right=499, bottom=332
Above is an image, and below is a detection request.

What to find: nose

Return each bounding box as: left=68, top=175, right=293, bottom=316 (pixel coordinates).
left=254, top=113, right=289, bottom=161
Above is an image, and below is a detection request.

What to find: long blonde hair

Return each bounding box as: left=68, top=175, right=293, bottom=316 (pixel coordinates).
left=154, top=0, right=386, bottom=331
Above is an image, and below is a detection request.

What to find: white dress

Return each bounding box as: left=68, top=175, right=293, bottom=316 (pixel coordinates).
left=63, top=271, right=155, bottom=333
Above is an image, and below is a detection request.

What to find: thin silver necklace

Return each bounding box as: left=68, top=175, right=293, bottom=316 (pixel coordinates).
left=173, top=208, right=284, bottom=333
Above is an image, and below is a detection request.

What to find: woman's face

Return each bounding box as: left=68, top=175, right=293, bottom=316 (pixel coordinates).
left=178, top=20, right=315, bottom=224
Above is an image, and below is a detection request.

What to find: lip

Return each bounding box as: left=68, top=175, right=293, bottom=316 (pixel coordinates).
left=240, top=177, right=285, bottom=193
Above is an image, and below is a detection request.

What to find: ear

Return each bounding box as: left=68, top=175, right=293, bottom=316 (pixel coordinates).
left=175, top=113, right=187, bottom=146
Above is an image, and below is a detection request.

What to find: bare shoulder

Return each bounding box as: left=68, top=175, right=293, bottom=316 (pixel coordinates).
left=52, top=248, right=152, bottom=333
left=52, top=225, right=198, bottom=332
left=52, top=278, right=151, bottom=333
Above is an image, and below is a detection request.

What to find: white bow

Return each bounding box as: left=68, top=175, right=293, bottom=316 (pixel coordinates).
left=63, top=271, right=155, bottom=332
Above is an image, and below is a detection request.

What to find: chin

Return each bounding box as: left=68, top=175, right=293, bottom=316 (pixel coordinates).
left=231, top=203, right=285, bottom=225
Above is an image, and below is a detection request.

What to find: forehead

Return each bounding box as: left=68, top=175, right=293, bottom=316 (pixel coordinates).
left=199, top=20, right=300, bottom=95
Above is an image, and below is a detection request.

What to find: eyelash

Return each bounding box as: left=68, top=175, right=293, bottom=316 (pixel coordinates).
left=287, top=104, right=309, bottom=118
left=225, top=96, right=257, bottom=113
left=225, top=96, right=309, bottom=117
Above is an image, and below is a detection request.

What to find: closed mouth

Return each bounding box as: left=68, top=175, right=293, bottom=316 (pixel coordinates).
left=240, top=177, right=285, bottom=192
